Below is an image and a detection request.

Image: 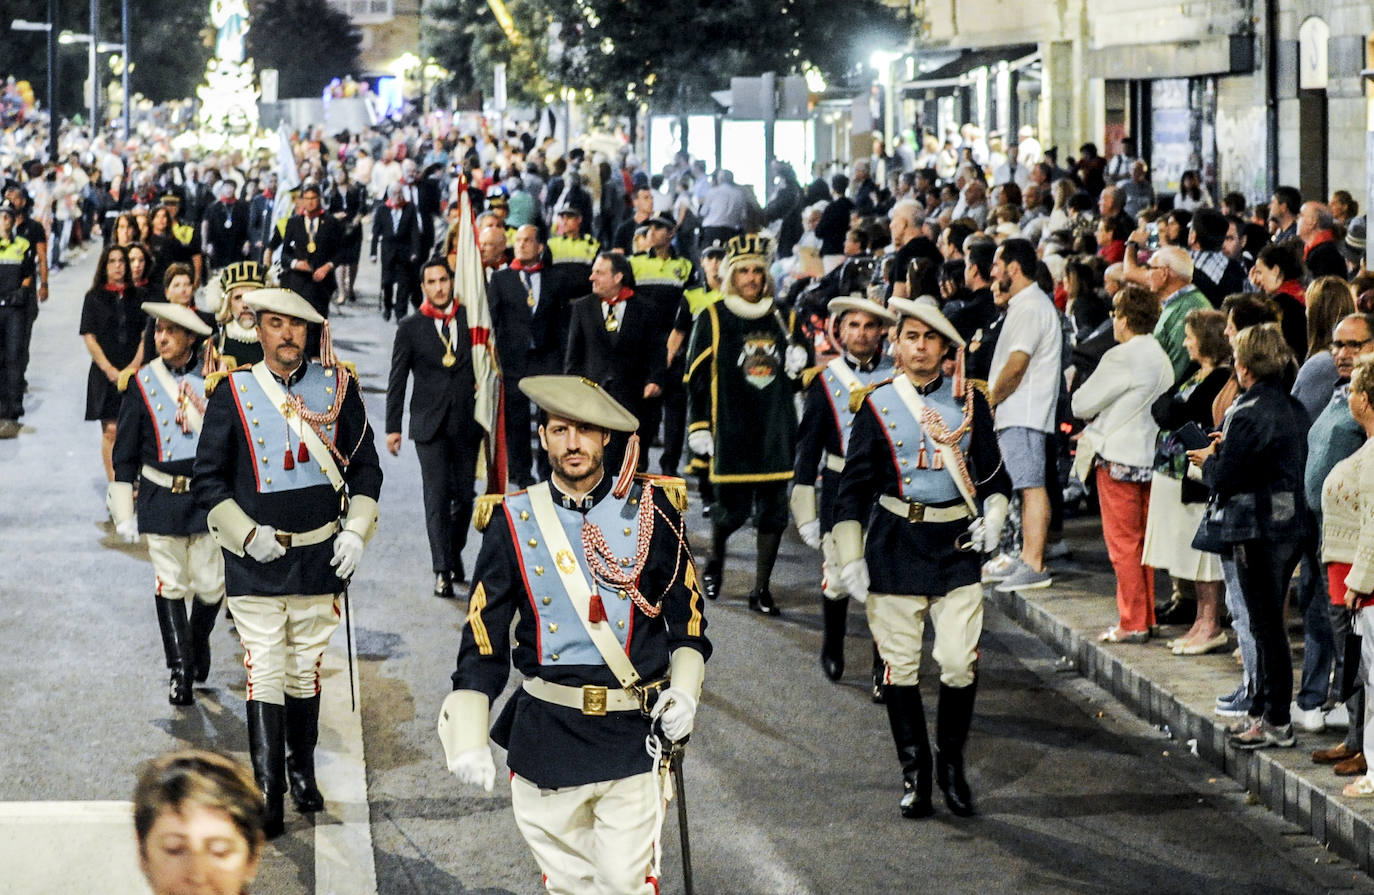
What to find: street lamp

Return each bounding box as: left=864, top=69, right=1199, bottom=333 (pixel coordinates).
left=59, top=30, right=128, bottom=138
left=870, top=49, right=902, bottom=151
left=11, top=6, right=58, bottom=160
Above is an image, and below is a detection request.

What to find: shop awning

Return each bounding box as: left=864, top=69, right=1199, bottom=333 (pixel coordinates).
left=899, top=44, right=1039, bottom=96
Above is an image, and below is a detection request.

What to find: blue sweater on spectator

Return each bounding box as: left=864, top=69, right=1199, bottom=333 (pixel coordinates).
left=1305, top=384, right=1365, bottom=518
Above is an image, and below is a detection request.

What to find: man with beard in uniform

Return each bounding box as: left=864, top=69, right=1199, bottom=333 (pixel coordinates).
left=211, top=261, right=267, bottom=368
left=439, top=375, right=709, bottom=895
left=109, top=303, right=224, bottom=705
left=194, top=287, right=382, bottom=837
left=792, top=289, right=896, bottom=683
left=834, top=299, right=1011, bottom=819
left=685, top=233, right=811, bottom=615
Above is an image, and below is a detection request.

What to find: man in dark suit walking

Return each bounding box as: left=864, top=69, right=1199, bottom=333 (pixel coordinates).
left=564, top=252, right=666, bottom=471
left=280, top=185, right=345, bottom=357
left=398, top=159, right=442, bottom=259
left=386, top=258, right=480, bottom=598
left=201, top=180, right=250, bottom=274
left=488, top=224, right=566, bottom=487
left=371, top=183, right=424, bottom=321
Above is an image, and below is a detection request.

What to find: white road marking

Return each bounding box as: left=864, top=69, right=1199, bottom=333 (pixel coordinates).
left=0, top=801, right=153, bottom=894
left=314, top=610, right=378, bottom=895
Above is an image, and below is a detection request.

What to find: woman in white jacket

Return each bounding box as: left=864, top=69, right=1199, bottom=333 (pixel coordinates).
left=1071, top=285, right=1176, bottom=642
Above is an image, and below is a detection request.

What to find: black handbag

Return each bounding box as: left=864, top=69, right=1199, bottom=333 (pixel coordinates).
left=1341, top=621, right=1363, bottom=703
left=1191, top=495, right=1225, bottom=555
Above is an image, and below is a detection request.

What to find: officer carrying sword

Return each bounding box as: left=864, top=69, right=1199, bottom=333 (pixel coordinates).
left=439, top=375, right=710, bottom=895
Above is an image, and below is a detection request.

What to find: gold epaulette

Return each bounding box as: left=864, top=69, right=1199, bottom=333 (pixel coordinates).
left=473, top=493, right=506, bottom=532
left=967, top=378, right=990, bottom=400
left=800, top=365, right=825, bottom=388
left=849, top=378, right=893, bottom=413
left=638, top=473, right=688, bottom=514
left=204, top=364, right=250, bottom=396
left=117, top=368, right=137, bottom=393
left=338, top=360, right=358, bottom=380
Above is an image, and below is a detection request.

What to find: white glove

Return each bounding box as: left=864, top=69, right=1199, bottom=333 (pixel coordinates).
left=687, top=429, right=713, bottom=457
left=245, top=525, right=287, bottom=563
left=972, top=493, right=1010, bottom=554
left=115, top=516, right=140, bottom=543
left=650, top=687, right=698, bottom=742
left=839, top=559, right=870, bottom=602
left=785, top=344, right=808, bottom=377
left=798, top=519, right=821, bottom=549
left=448, top=746, right=496, bottom=792
left=331, top=530, right=365, bottom=579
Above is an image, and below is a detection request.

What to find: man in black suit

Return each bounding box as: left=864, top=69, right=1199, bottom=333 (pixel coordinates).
left=386, top=259, right=480, bottom=598
left=371, top=183, right=424, bottom=321
left=816, top=173, right=855, bottom=257
left=564, top=252, right=665, bottom=472
left=280, top=185, right=345, bottom=357
left=201, top=180, right=250, bottom=274
left=488, top=224, right=566, bottom=487
left=398, top=159, right=442, bottom=259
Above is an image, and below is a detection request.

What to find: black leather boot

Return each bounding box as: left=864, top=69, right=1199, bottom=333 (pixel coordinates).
left=886, top=685, right=933, bottom=818
left=871, top=643, right=888, bottom=704
left=820, top=597, right=849, bottom=681
left=285, top=694, right=325, bottom=813
left=247, top=701, right=287, bottom=838
left=936, top=680, right=978, bottom=817
left=749, top=531, right=783, bottom=616
left=703, top=526, right=726, bottom=601
left=154, top=597, right=194, bottom=706
left=189, top=598, right=220, bottom=684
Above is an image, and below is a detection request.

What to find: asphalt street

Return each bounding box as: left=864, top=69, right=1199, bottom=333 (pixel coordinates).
left=1, top=242, right=1371, bottom=894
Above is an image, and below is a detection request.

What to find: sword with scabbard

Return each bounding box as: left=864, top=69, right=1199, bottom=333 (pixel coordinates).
left=342, top=574, right=357, bottom=712
left=653, top=711, right=694, bottom=895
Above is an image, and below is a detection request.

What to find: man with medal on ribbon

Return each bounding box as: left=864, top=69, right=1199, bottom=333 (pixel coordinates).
left=193, top=288, right=382, bottom=838
left=279, top=185, right=344, bottom=358
left=108, top=302, right=225, bottom=708
left=386, top=259, right=482, bottom=598
left=489, top=223, right=568, bottom=488
left=439, top=374, right=709, bottom=895
left=833, top=298, right=1011, bottom=820
left=792, top=286, right=897, bottom=687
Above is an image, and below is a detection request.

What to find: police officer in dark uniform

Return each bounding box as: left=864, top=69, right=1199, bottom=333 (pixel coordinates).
left=194, top=288, right=382, bottom=838
left=630, top=214, right=694, bottom=476
left=792, top=291, right=896, bottom=682
left=0, top=202, right=33, bottom=436
left=440, top=375, right=709, bottom=895
left=109, top=303, right=224, bottom=706
left=834, top=298, right=1011, bottom=820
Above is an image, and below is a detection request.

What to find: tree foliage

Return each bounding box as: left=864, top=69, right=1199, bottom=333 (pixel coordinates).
left=246, top=0, right=363, bottom=98
left=424, top=0, right=909, bottom=117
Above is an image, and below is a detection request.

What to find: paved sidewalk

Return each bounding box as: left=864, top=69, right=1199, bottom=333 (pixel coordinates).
left=995, top=516, right=1374, bottom=873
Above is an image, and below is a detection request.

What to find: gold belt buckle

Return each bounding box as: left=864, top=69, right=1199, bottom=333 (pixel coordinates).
left=581, top=685, right=608, bottom=716
left=170, top=475, right=190, bottom=494
left=907, top=501, right=926, bottom=523
left=274, top=531, right=293, bottom=549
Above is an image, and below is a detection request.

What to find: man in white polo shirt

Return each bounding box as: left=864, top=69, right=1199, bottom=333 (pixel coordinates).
left=986, top=238, right=1062, bottom=591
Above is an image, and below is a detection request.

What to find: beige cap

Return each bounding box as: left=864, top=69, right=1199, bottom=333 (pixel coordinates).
left=519, top=375, right=639, bottom=433
left=244, top=287, right=324, bottom=324
left=828, top=294, right=898, bottom=325
left=887, top=296, right=964, bottom=348
left=140, top=301, right=212, bottom=337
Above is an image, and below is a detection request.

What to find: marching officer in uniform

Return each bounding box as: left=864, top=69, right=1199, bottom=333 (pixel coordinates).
left=546, top=208, right=599, bottom=314
left=439, top=375, right=709, bottom=895
left=684, top=233, right=811, bottom=615
left=0, top=202, right=34, bottom=436
left=108, top=302, right=225, bottom=706
left=792, top=290, right=896, bottom=683
left=833, top=299, right=1011, bottom=819
left=386, top=259, right=480, bottom=598
left=193, top=288, right=382, bottom=838
left=212, top=261, right=267, bottom=368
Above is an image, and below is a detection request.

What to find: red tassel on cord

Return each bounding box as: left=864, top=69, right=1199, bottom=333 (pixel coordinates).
left=587, top=593, right=608, bottom=623
left=283, top=445, right=295, bottom=470
left=298, top=441, right=309, bottom=463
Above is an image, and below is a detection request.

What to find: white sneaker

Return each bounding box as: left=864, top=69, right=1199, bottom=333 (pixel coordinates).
left=1290, top=702, right=1326, bottom=734
left=1324, top=703, right=1351, bottom=729
left=982, top=553, right=1018, bottom=583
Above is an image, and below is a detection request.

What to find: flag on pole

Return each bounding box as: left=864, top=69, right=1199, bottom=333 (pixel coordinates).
left=274, top=122, right=301, bottom=221
left=453, top=175, right=508, bottom=492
